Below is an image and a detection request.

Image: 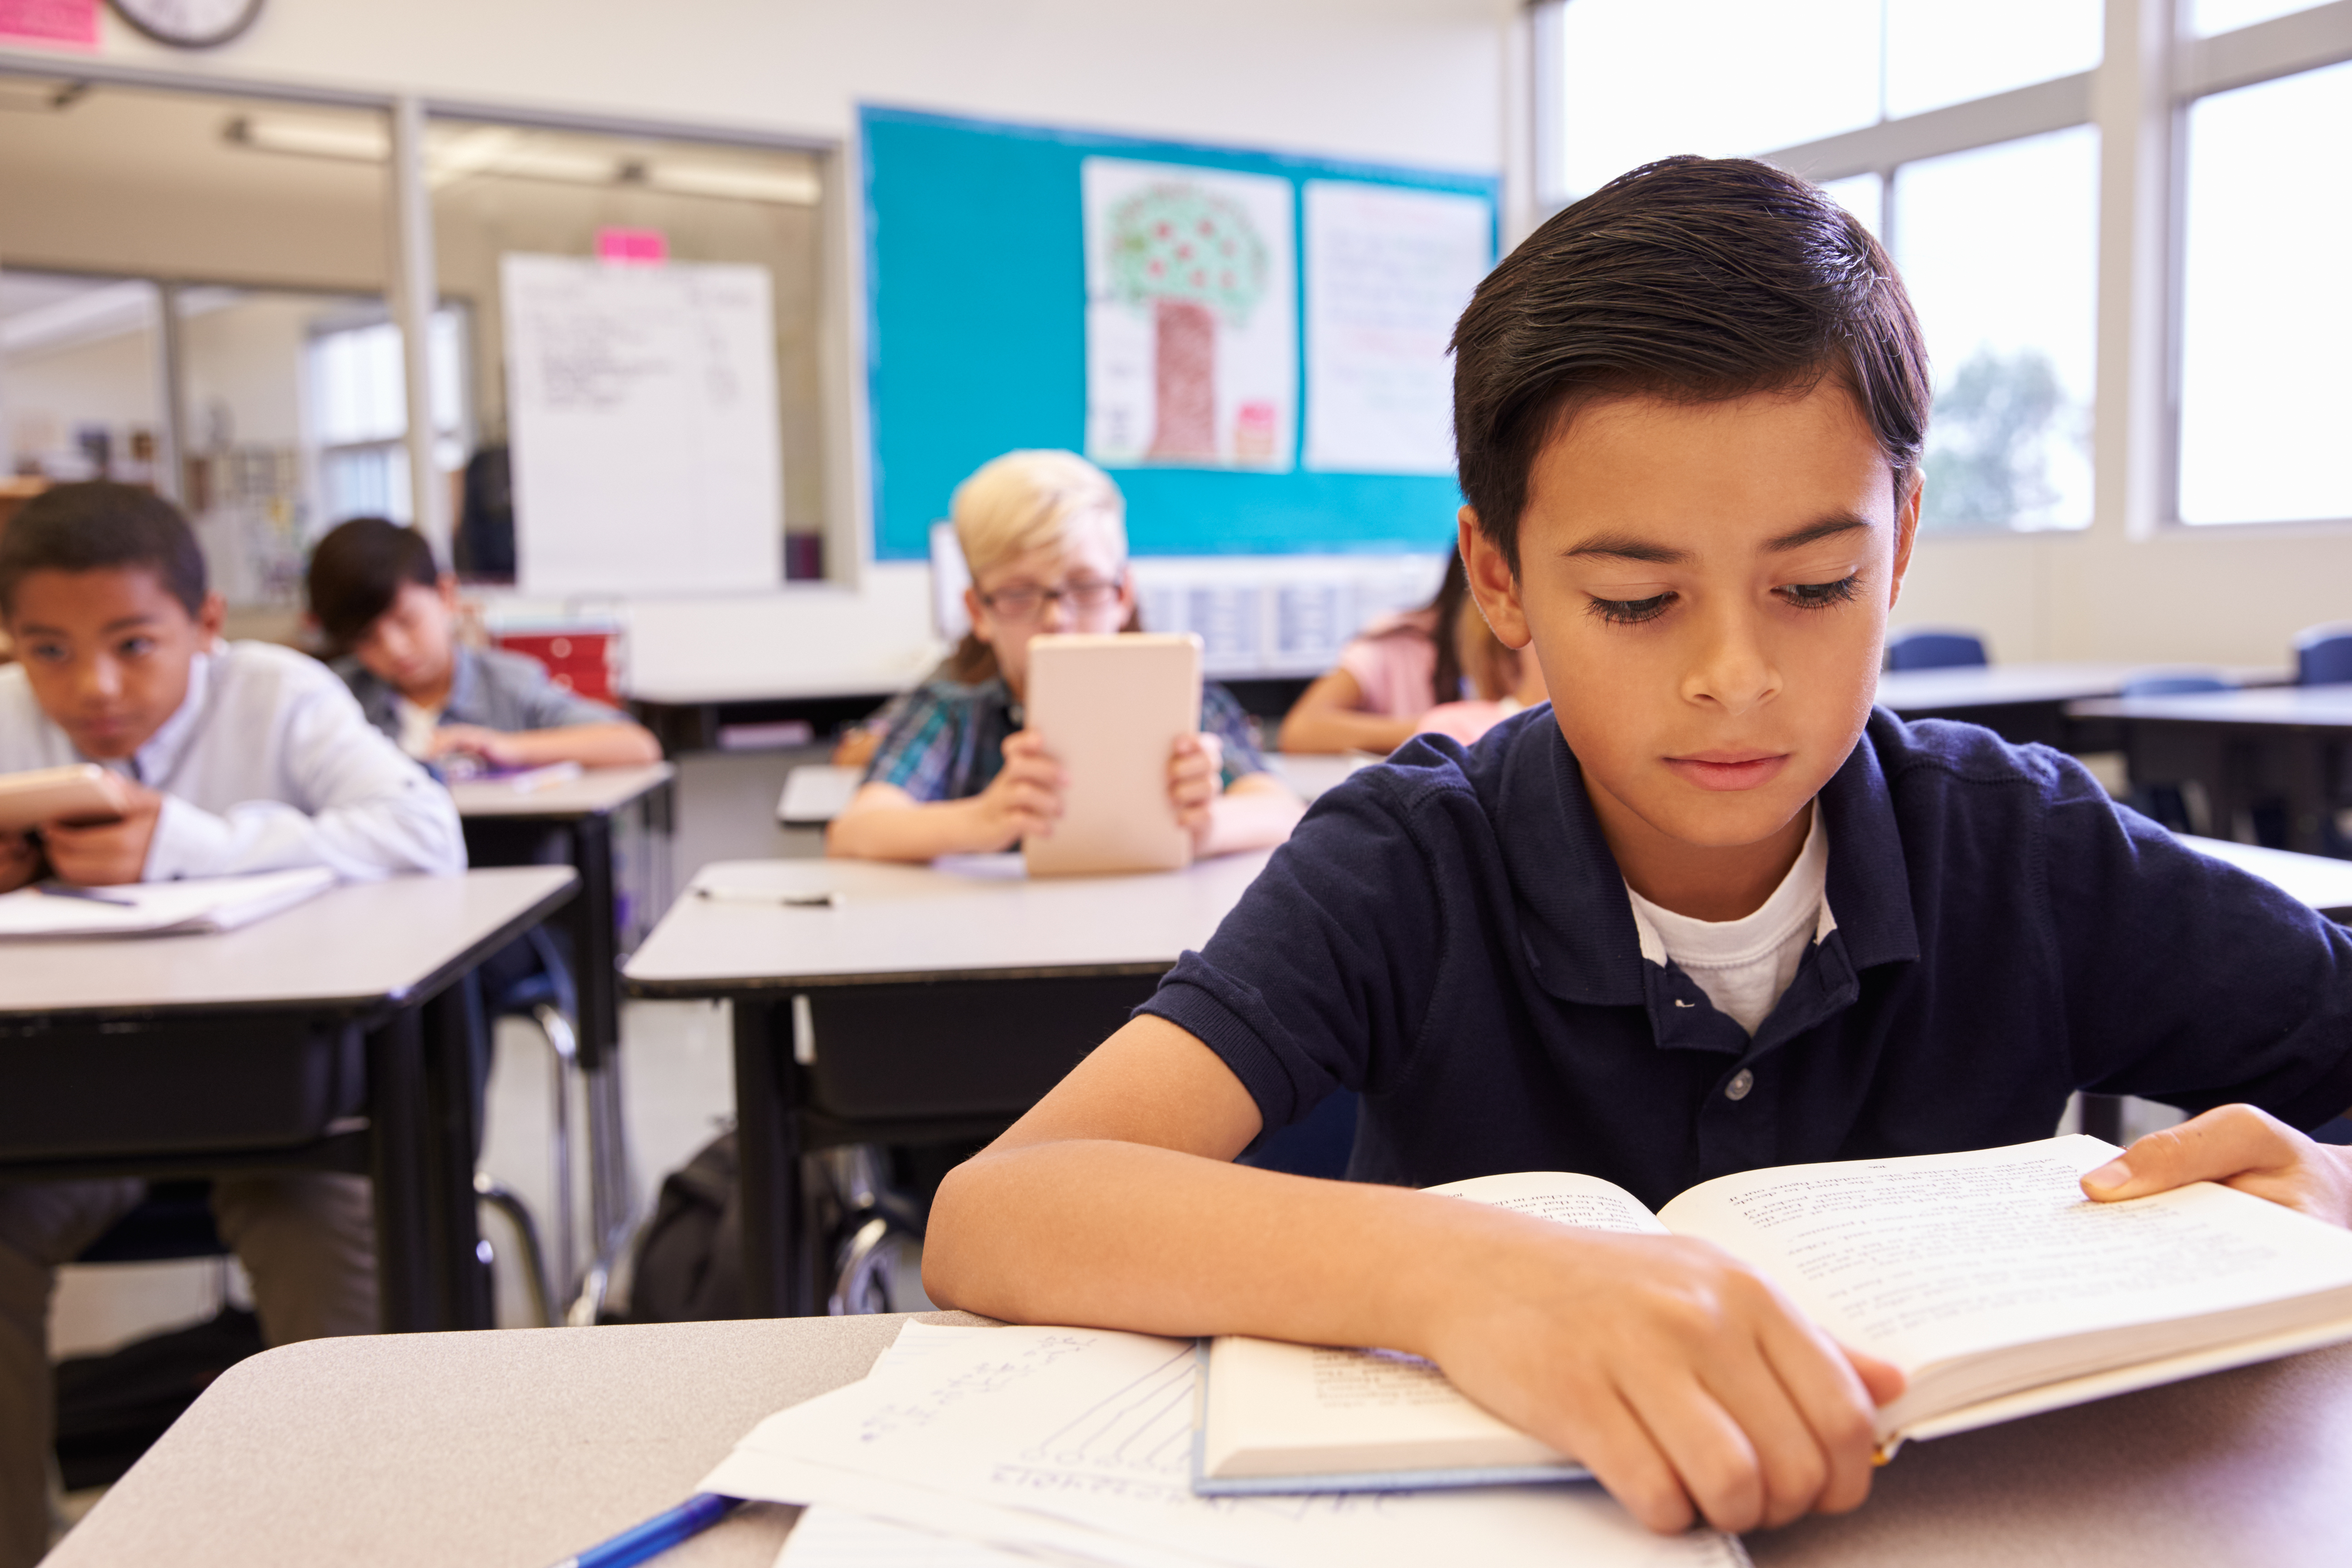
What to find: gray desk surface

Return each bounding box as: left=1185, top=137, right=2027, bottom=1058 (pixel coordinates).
left=0, top=866, right=577, bottom=1016
left=2070, top=683, right=2352, bottom=727
left=625, top=850, right=1273, bottom=992
left=50, top=1313, right=2352, bottom=1568
left=447, top=761, right=675, bottom=820
left=2180, top=834, right=2352, bottom=915
left=1873, top=662, right=2283, bottom=712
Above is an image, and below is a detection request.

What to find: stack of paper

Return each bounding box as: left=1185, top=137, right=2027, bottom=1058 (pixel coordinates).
left=705, top=1323, right=1742, bottom=1568
left=0, top=868, right=337, bottom=939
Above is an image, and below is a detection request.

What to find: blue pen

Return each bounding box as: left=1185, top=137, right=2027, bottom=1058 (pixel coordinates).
left=549, top=1493, right=743, bottom=1568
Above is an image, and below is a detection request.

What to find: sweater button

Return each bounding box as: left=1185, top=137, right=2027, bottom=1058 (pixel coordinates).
left=1725, top=1069, right=1754, bottom=1102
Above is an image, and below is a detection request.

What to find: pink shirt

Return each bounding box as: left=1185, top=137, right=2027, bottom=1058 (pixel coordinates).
left=1335, top=609, right=1440, bottom=718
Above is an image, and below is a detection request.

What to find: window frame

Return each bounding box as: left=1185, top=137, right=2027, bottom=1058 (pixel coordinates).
left=1528, top=0, right=2352, bottom=537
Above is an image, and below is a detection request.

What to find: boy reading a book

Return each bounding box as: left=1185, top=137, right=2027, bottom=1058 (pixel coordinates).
left=828, top=450, right=1303, bottom=861
left=922, top=160, right=2352, bottom=1536
left=0, top=483, right=466, bottom=1568
left=305, top=517, right=662, bottom=770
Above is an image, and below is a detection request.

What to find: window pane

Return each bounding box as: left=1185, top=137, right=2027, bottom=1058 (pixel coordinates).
left=1893, top=126, right=2098, bottom=531
left=2190, top=0, right=2330, bottom=35
left=1818, top=173, right=1883, bottom=238
left=2178, top=61, right=2352, bottom=525
left=1884, top=0, right=2102, bottom=119
left=1557, top=0, right=1880, bottom=196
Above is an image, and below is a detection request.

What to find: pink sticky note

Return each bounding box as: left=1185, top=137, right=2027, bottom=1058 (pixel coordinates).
left=0, top=0, right=98, bottom=48
left=596, top=228, right=669, bottom=264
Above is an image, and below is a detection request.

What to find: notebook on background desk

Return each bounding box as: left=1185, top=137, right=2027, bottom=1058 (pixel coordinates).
left=0, top=868, right=337, bottom=938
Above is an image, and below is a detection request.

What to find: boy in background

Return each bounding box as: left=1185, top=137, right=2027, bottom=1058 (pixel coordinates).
left=304, top=517, right=661, bottom=770
left=923, top=161, right=2352, bottom=1536
left=0, top=483, right=465, bottom=1568
left=828, top=450, right=1303, bottom=861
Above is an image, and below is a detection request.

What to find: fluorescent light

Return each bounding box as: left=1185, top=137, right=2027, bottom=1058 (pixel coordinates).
left=644, top=162, right=820, bottom=206
left=224, top=113, right=818, bottom=206
left=226, top=112, right=390, bottom=163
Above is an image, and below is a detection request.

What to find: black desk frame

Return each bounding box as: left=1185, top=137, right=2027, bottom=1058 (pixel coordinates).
left=0, top=878, right=574, bottom=1333
left=629, top=967, right=1163, bottom=1317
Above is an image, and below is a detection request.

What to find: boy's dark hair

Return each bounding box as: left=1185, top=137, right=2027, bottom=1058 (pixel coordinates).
left=307, top=517, right=439, bottom=652
left=1452, top=156, right=1931, bottom=573
left=0, top=481, right=208, bottom=620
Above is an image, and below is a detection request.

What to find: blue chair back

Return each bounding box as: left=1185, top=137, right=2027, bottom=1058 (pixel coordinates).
left=2296, top=626, right=2352, bottom=686
left=1885, top=631, right=1988, bottom=672
left=2120, top=674, right=2232, bottom=698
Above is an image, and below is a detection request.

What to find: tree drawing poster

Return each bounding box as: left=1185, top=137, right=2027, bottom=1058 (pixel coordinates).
left=1082, top=158, right=1297, bottom=472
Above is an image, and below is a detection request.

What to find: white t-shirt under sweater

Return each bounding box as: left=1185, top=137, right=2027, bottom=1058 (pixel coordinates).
left=1624, top=805, right=1834, bottom=1035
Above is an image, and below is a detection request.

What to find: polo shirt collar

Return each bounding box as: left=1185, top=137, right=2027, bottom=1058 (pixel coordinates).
left=1502, top=718, right=1919, bottom=1009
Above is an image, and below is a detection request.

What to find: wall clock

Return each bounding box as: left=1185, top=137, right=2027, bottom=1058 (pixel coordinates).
left=109, top=0, right=263, bottom=49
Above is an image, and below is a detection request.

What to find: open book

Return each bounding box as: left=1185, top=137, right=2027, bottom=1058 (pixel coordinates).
left=1194, top=1135, right=2352, bottom=1494
left=0, top=868, right=337, bottom=938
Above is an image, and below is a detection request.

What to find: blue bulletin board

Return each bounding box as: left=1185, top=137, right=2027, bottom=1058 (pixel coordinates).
left=860, top=105, right=1499, bottom=562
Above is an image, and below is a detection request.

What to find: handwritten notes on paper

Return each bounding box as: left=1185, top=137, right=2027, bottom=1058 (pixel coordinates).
left=501, top=253, right=782, bottom=597
left=1302, top=181, right=1493, bottom=476
left=707, top=1322, right=1739, bottom=1568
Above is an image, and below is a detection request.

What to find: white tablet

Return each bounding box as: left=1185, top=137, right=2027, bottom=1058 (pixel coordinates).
left=0, top=764, right=130, bottom=833
left=1021, top=633, right=1203, bottom=878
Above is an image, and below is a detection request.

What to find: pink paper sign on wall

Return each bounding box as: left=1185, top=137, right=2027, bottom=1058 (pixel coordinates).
left=595, top=228, right=669, bottom=264
left=0, top=0, right=98, bottom=48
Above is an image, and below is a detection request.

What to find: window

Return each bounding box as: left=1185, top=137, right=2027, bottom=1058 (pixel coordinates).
left=1540, top=0, right=2105, bottom=532
left=2176, top=58, right=2352, bottom=525
left=1895, top=127, right=2098, bottom=531
left=306, top=307, right=468, bottom=528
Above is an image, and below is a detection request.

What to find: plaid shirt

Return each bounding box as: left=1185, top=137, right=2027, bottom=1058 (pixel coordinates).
left=865, top=673, right=1269, bottom=803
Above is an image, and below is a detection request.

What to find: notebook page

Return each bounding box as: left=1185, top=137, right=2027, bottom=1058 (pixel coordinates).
left=705, top=1323, right=1741, bottom=1568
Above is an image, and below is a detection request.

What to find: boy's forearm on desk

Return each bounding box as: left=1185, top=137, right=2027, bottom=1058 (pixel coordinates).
left=827, top=794, right=991, bottom=861
left=925, top=1135, right=1494, bottom=1356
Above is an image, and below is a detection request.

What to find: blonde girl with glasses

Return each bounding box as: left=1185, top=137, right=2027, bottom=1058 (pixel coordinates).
left=827, top=451, right=1304, bottom=863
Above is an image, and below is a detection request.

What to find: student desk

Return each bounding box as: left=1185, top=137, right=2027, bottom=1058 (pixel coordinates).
left=2070, top=686, right=2352, bottom=853
left=626, top=668, right=918, bottom=755
left=47, top=1311, right=2352, bottom=1568
left=778, top=754, right=1369, bottom=828
left=0, top=866, right=576, bottom=1333
left=451, top=761, right=677, bottom=1297
left=1873, top=662, right=2284, bottom=750
left=623, top=851, right=1274, bottom=1316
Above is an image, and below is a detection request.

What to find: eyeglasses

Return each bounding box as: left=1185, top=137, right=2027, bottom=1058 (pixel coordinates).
left=975, top=576, right=1124, bottom=623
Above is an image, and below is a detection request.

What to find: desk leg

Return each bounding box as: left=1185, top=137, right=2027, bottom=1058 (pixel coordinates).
left=732, top=998, right=807, bottom=1317
left=421, top=976, right=493, bottom=1330
left=2285, top=732, right=2334, bottom=855
left=366, top=1008, right=436, bottom=1333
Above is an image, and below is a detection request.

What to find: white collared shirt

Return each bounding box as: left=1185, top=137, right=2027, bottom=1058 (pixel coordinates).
left=1624, top=804, right=1834, bottom=1036
left=0, top=640, right=466, bottom=882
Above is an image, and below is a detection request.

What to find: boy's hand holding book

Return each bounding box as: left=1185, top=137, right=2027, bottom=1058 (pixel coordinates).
left=2085, top=1103, right=2352, bottom=1228
left=1417, top=1209, right=1901, bottom=1535
left=40, top=779, right=162, bottom=886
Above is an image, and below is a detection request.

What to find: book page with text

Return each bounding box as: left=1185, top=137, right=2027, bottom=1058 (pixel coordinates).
left=1656, top=1136, right=2352, bottom=1415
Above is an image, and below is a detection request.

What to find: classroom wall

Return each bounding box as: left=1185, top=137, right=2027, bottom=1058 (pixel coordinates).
left=23, top=2, right=2338, bottom=676
left=9, top=0, right=1523, bottom=692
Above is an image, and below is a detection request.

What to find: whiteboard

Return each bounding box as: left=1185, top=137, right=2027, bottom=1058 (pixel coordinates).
left=502, top=254, right=782, bottom=596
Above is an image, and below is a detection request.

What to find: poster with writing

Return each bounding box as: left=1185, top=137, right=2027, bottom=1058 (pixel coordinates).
left=1303, top=181, right=1494, bottom=475
left=501, top=253, right=782, bottom=596
left=1082, top=158, right=1296, bottom=472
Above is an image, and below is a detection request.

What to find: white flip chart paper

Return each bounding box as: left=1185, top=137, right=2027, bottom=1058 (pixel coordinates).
left=1302, top=181, right=1493, bottom=475
left=502, top=253, right=783, bottom=596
